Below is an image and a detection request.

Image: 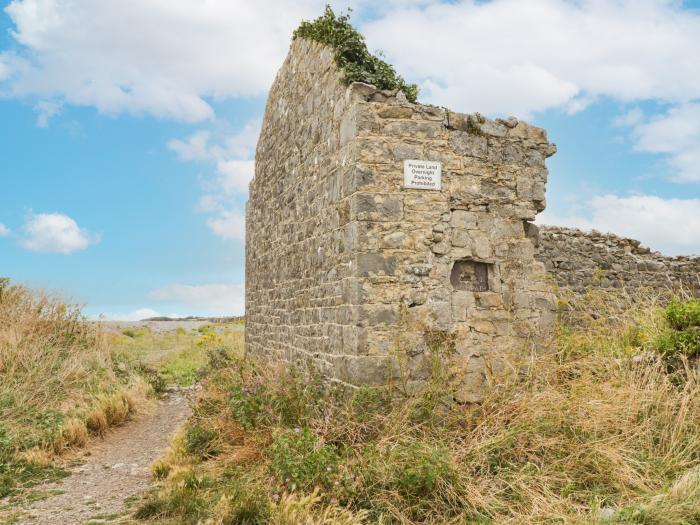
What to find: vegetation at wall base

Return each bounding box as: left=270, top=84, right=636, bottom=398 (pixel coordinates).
left=134, top=292, right=700, bottom=524
left=656, top=297, right=700, bottom=359
left=294, top=6, right=419, bottom=103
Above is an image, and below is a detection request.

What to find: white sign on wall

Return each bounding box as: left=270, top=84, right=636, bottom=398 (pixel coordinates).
left=403, top=159, right=442, bottom=190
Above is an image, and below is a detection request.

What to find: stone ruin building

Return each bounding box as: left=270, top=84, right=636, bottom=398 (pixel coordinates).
left=246, top=38, right=700, bottom=399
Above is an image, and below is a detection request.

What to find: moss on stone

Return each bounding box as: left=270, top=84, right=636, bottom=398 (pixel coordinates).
left=293, top=6, right=418, bottom=103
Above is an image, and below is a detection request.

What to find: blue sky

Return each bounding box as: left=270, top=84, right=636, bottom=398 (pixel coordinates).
left=1, top=0, right=699, bottom=318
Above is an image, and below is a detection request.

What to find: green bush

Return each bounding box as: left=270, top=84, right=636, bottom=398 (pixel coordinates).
left=184, top=424, right=219, bottom=459
left=122, top=327, right=150, bottom=339
left=656, top=298, right=700, bottom=358
left=389, top=442, right=452, bottom=499
left=206, top=346, right=234, bottom=371
left=138, top=364, right=167, bottom=395
left=229, top=381, right=268, bottom=430
left=271, top=428, right=339, bottom=490
left=665, top=298, right=700, bottom=331
left=226, top=366, right=325, bottom=431
left=294, top=6, right=418, bottom=102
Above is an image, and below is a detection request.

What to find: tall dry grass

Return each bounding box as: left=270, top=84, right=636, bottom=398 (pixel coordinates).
left=136, top=291, right=700, bottom=524
left=0, top=279, right=149, bottom=470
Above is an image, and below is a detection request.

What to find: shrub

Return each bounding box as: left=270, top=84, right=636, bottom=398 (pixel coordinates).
left=294, top=6, right=418, bottom=102
left=224, top=363, right=326, bottom=431
left=389, top=442, right=452, bottom=499
left=206, top=346, right=234, bottom=371
left=138, top=365, right=167, bottom=395
left=271, top=428, right=339, bottom=490
left=184, top=424, right=219, bottom=459
left=229, top=380, right=268, bottom=430
left=664, top=297, right=700, bottom=331
left=656, top=298, right=700, bottom=358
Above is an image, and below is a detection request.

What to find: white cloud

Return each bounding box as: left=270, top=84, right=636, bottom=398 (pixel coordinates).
left=169, top=119, right=259, bottom=240
left=196, top=195, right=224, bottom=214
left=97, top=308, right=163, bottom=321
left=216, top=159, right=255, bottom=195
left=363, top=0, right=700, bottom=118
left=168, top=130, right=212, bottom=161
left=169, top=120, right=259, bottom=164
left=5, top=1, right=698, bottom=123
left=0, top=223, right=10, bottom=237
left=537, top=194, right=700, bottom=256
left=612, top=107, right=644, bottom=128
left=21, top=212, right=98, bottom=254
left=0, top=57, right=9, bottom=81
left=622, top=103, right=700, bottom=183
left=1, top=0, right=326, bottom=121
left=34, top=99, right=61, bottom=127
left=206, top=210, right=246, bottom=241
left=149, top=283, right=245, bottom=315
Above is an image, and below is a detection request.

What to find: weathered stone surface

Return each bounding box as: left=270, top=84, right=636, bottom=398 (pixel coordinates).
left=536, top=226, right=700, bottom=297
left=246, top=38, right=558, bottom=400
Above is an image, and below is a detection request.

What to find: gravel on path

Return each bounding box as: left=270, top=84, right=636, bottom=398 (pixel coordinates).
left=15, top=391, right=191, bottom=525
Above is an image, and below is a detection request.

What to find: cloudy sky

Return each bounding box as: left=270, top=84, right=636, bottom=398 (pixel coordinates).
left=1, top=0, right=699, bottom=318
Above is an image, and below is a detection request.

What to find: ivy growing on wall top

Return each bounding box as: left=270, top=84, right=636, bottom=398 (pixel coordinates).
left=293, top=6, right=419, bottom=103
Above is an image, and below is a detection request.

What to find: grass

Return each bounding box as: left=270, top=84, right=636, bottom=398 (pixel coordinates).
left=110, top=323, right=244, bottom=388
left=133, top=291, right=700, bottom=524
left=0, top=278, right=153, bottom=504
left=0, top=277, right=244, bottom=522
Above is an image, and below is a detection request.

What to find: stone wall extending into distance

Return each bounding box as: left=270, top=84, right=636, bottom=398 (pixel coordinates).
left=246, top=38, right=557, bottom=401
left=536, top=226, right=700, bottom=297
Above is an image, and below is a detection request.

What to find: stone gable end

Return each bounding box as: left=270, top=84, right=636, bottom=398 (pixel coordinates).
left=246, top=38, right=561, bottom=401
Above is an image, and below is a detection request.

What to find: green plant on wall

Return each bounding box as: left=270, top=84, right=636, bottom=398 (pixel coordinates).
left=294, top=6, right=419, bottom=103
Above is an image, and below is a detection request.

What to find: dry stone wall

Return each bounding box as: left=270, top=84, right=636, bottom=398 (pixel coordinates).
left=536, top=226, right=700, bottom=296
left=247, top=38, right=557, bottom=401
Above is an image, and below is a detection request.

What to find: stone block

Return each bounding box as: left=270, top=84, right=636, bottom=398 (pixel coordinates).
left=449, top=130, right=488, bottom=158
left=508, top=121, right=548, bottom=142
left=360, top=304, right=399, bottom=326
left=450, top=210, right=478, bottom=229
left=377, top=105, right=414, bottom=119
left=383, top=120, right=445, bottom=139
left=382, top=231, right=412, bottom=249
left=350, top=193, right=403, bottom=221
left=356, top=253, right=397, bottom=276
left=476, top=292, right=503, bottom=308
left=452, top=228, right=470, bottom=248
left=391, top=142, right=424, bottom=161
left=451, top=291, right=475, bottom=321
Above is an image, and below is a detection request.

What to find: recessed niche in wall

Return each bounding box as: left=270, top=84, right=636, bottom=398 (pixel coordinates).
left=450, top=259, right=491, bottom=292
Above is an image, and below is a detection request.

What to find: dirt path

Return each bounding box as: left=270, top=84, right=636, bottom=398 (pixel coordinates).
left=16, top=391, right=191, bottom=525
